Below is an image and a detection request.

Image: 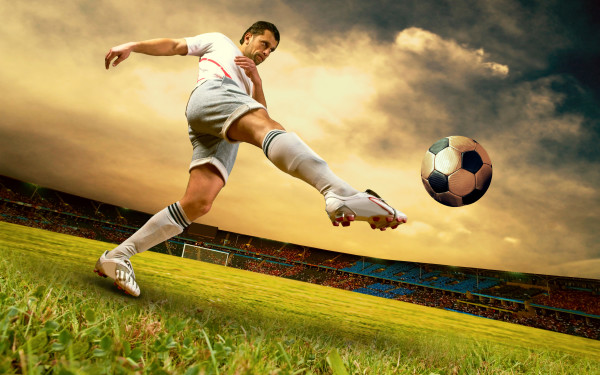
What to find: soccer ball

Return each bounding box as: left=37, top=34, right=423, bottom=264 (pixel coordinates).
left=421, top=136, right=492, bottom=207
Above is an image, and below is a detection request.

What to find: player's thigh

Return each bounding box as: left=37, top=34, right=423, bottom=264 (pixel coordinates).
left=227, top=108, right=285, bottom=147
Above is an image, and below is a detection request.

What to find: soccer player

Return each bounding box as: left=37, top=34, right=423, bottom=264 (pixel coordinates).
left=95, top=21, right=407, bottom=296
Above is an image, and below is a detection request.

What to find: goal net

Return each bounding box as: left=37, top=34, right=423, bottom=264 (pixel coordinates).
left=182, top=244, right=230, bottom=266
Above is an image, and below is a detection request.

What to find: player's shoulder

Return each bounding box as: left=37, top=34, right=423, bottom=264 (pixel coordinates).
left=185, top=32, right=237, bottom=56
left=192, top=32, right=233, bottom=44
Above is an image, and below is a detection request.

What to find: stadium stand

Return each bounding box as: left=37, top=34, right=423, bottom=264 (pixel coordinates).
left=366, top=283, right=395, bottom=292
left=387, top=287, right=415, bottom=296
left=353, top=287, right=397, bottom=299
left=1, top=174, right=599, bottom=340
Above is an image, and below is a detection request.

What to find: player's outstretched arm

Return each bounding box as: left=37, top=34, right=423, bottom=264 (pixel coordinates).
left=105, top=38, right=188, bottom=70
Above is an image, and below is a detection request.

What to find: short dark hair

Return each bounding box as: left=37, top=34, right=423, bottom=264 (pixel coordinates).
left=239, top=21, right=280, bottom=45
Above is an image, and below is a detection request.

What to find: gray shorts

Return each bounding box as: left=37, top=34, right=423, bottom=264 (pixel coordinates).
left=185, top=77, right=266, bottom=183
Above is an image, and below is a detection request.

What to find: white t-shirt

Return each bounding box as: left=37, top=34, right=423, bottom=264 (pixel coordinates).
left=185, top=32, right=253, bottom=95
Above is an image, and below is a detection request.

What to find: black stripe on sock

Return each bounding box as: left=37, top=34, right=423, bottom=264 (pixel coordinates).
left=262, top=130, right=286, bottom=157
left=173, top=204, right=190, bottom=227
left=262, top=131, right=278, bottom=157
left=168, top=204, right=189, bottom=228
left=167, top=205, right=184, bottom=227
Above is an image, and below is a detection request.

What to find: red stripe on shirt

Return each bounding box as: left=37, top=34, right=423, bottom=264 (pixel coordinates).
left=199, top=58, right=232, bottom=79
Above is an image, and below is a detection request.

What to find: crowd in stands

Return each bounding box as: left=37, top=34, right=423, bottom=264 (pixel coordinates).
left=320, top=273, right=373, bottom=291
left=516, top=315, right=599, bottom=339
left=321, top=258, right=353, bottom=270
left=481, top=297, right=521, bottom=312
left=244, top=260, right=296, bottom=277
left=92, top=224, right=132, bottom=244
left=396, top=288, right=453, bottom=308
left=2, top=175, right=599, bottom=340
left=478, top=284, right=600, bottom=316
left=391, top=287, right=599, bottom=339
left=283, top=268, right=330, bottom=285
left=479, top=284, right=545, bottom=300
left=1, top=200, right=98, bottom=240
left=240, top=243, right=311, bottom=263
left=533, top=289, right=600, bottom=316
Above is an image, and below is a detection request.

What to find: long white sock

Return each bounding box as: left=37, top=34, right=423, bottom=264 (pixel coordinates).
left=106, top=202, right=191, bottom=260
left=262, top=130, right=358, bottom=196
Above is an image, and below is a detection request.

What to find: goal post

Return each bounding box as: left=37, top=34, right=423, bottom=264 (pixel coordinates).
left=182, top=243, right=230, bottom=266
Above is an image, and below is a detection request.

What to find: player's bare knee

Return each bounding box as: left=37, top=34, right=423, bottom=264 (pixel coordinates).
left=228, top=110, right=285, bottom=146
left=193, top=200, right=212, bottom=217
left=181, top=199, right=212, bottom=220
left=267, top=118, right=285, bottom=132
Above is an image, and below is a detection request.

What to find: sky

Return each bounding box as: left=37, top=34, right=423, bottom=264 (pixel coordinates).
left=1, top=0, right=599, bottom=279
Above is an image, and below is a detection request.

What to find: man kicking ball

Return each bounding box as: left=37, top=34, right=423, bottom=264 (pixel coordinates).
left=95, top=21, right=407, bottom=296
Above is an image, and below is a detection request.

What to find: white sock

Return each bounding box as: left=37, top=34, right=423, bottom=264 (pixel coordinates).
left=262, top=130, right=358, bottom=196
left=107, top=202, right=191, bottom=260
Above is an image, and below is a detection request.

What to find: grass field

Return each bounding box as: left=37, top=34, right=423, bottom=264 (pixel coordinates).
left=1, top=221, right=599, bottom=374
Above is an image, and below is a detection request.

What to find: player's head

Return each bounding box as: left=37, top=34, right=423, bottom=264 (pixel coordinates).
left=239, top=21, right=280, bottom=65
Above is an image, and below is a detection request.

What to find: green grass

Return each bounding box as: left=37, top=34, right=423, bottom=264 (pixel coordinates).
left=0, top=221, right=599, bottom=374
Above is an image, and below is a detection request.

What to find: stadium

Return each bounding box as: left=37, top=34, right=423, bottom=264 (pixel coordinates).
left=1, top=174, right=599, bottom=373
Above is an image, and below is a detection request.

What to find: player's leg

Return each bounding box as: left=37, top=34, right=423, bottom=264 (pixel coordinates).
left=95, top=78, right=241, bottom=296
left=179, top=164, right=225, bottom=220
left=227, top=109, right=407, bottom=229
left=104, top=165, right=223, bottom=260
left=227, top=109, right=356, bottom=196
left=94, top=164, right=224, bottom=296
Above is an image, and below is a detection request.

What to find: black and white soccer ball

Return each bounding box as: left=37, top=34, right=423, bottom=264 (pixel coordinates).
left=421, top=136, right=492, bottom=207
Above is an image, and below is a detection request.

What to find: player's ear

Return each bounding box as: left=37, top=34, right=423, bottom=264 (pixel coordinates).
left=244, top=32, right=253, bottom=44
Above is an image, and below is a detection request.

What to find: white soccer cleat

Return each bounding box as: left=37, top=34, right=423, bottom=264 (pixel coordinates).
left=325, top=189, right=407, bottom=230
left=94, top=251, right=140, bottom=297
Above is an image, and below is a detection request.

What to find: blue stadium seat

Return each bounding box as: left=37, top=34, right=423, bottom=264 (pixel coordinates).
left=353, top=288, right=396, bottom=299
left=366, top=283, right=395, bottom=291
left=387, top=288, right=414, bottom=296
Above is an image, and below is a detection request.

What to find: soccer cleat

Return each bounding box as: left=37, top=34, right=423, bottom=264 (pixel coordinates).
left=94, top=251, right=140, bottom=297
left=325, top=189, right=407, bottom=229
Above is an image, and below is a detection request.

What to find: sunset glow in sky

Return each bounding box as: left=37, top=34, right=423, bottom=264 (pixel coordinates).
left=1, top=1, right=599, bottom=278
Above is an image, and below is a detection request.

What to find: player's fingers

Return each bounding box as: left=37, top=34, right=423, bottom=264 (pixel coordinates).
left=105, top=52, right=114, bottom=70
left=105, top=58, right=116, bottom=70
left=235, top=56, right=255, bottom=65
left=235, top=62, right=251, bottom=70
left=237, top=60, right=255, bottom=69
left=105, top=50, right=123, bottom=70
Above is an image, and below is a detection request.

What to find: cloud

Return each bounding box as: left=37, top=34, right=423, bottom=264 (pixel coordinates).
left=503, top=237, right=520, bottom=245
left=293, top=27, right=512, bottom=164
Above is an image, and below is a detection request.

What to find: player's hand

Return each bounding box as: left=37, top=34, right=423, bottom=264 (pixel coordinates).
left=105, top=42, right=135, bottom=70
left=235, top=56, right=261, bottom=84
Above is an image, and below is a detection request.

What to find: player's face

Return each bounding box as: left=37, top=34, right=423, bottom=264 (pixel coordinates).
left=242, top=30, right=278, bottom=65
